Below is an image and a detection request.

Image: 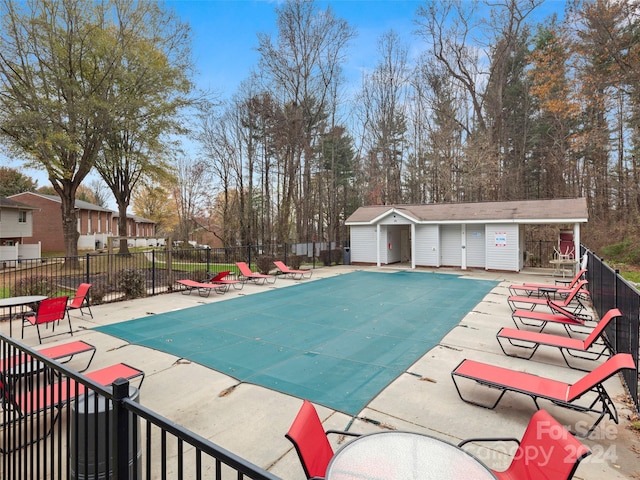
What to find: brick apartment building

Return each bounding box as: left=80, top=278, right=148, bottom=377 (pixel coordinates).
left=9, top=192, right=156, bottom=253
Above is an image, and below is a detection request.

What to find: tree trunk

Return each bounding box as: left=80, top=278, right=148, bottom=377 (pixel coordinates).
left=60, top=193, right=80, bottom=268
left=118, top=200, right=130, bottom=255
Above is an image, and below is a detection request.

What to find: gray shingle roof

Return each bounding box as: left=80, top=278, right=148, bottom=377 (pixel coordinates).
left=0, top=196, right=39, bottom=209
left=346, top=198, right=588, bottom=224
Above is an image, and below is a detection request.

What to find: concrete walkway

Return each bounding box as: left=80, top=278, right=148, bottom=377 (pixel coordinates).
left=5, top=266, right=639, bottom=479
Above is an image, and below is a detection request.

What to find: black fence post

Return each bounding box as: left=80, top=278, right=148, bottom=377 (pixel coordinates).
left=86, top=253, right=91, bottom=284
left=614, top=268, right=619, bottom=309
left=152, top=250, right=156, bottom=296
left=113, top=377, right=132, bottom=480
left=206, top=247, right=211, bottom=273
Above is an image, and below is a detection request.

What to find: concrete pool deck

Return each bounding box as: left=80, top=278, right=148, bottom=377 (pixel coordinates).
left=4, top=265, right=639, bottom=479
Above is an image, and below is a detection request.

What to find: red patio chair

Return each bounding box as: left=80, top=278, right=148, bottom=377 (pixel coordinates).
left=511, top=297, right=594, bottom=335
left=236, top=262, right=276, bottom=285
left=274, top=261, right=312, bottom=280
left=498, top=308, right=619, bottom=369
left=0, top=362, right=144, bottom=452
left=22, top=296, right=71, bottom=344
left=66, top=283, right=93, bottom=319
left=451, top=353, right=636, bottom=437
left=458, top=409, right=590, bottom=480
left=507, top=280, right=589, bottom=318
left=507, top=269, right=587, bottom=297
left=208, top=270, right=244, bottom=290
left=285, top=399, right=360, bottom=479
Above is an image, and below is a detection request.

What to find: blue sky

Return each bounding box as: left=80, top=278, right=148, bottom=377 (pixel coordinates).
left=168, top=0, right=425, bottom=98
left=169, top=0, right=567, bottom=99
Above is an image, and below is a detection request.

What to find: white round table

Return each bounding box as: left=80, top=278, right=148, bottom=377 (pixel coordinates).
left=326, top=431, right=497, bottom=480
left=0, top=295, right=47, bottom=337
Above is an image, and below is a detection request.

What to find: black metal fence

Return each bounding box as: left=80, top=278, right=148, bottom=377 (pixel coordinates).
left=523, top=239, right=557, bottom=267
left=0, top=243, right=348, bottom=304
left=0, top=336, right=280, bottom=480
left=584, top=248, right=640, bottom=412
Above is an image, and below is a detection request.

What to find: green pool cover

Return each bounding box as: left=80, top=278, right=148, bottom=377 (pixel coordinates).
left=95, top=270, right=497, bottom=416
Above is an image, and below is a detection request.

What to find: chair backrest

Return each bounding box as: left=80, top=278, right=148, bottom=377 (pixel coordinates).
left=547, top=299, right=582, bottom=323
left=35, top=296, right=69, bottom=324
left=568, top=353, right=636, bottom=401
left=236, top=262, right=252, bottom=275
left=559, top=231, right=575, bottom=259
left=560, top=280, right=588, bottom=307
left=567, top=269, right=587, bottom=289
left=583, top=308, right=621, bottom=349
left=69, top=283, right=91, bottom=308
left=209, top=271, right=230, bottom=282
left=274, top=261, right=288, bottom=272
left=505, top=410, right=590, bottom=480
left=285, top=400, right=334, bottom=479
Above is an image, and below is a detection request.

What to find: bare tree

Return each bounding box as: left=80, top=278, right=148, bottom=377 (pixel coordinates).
left=256, top=0, right=355, bottom=242
left=357, top=30, right=410, bottom=205
left=172, top=156, right=213, bottom=244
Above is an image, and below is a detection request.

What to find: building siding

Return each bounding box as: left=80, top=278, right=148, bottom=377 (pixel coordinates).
left=485, top=224, right=519, bottom=271
left=350, top=226, right=378, bottom=264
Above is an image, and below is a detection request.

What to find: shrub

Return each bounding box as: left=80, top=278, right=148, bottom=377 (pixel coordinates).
left=319, top=250, right=330, bottom=266
left=90, top=284, right=109, bottom=305
left=288, top=255, right=304, bottom=270
left=255, top=255, right=275, bottom=274
left=11, top=275, right=57, bottom=297
left=116, top=268, right=146, bottom=299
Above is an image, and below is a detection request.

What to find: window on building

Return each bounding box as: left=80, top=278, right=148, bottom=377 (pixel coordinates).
left=18, top=211, right=27, bottom=223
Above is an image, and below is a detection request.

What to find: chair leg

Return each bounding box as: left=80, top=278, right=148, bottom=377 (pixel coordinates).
left=66, top=315, right=73, bottom=337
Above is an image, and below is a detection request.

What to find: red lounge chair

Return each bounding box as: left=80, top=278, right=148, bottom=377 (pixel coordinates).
left=1, top=340, right=97, bottom=381
left=66, top=283, right=93, bottom=319
left=285, top=399, right=360, bottom=479
left=511, top=298, right=593, bottom=335
left=0, top=362, right=144, bottom=451
left=208, top=270, right=244, bottom=291
left=176, top=279, right=227, bottom=297
left=458, top=409, right=590, bottom=480
left=507, top=269, right=587, bottom=297
left=497, top=309, right=619, bottom=370
left=507, top=280, right=589, bottom=318
left=451, top=353, right=636, bottom=437
left=274, top=261, right=312, bottom=280
left=22, top=296, right=71, bottom=344
left=236, top=262, right=276, bottom=285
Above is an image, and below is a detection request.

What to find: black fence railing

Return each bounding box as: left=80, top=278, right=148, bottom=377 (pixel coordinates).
left=584, top=248, right=640, bottom=412
left=0, top=336, right=280, bottom=480
left=0, top=243, right=348, bottom=305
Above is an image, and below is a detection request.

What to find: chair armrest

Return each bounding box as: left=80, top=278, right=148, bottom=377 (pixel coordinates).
left=458, top=437, right=520, bottom=448
left=554, top=279, right=572, bottom=286
left=326, top=429, right=361, bottom=438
